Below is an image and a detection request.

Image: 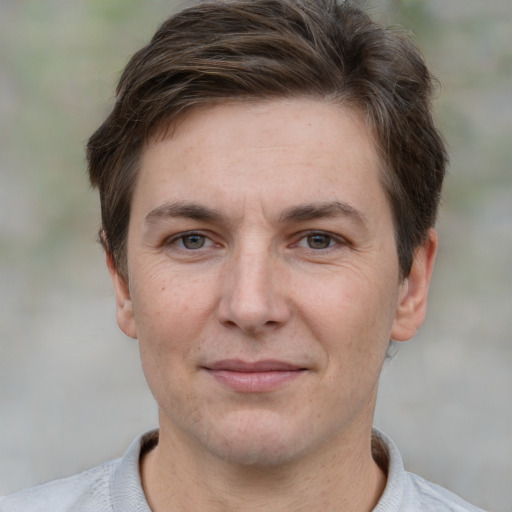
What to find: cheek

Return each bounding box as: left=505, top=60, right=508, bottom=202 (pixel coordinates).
left=129, top=274, right=214, bottom=392
left=132, top=274, right=208, bottom=404
left=298, top=267, right=399, bottom=357
left=131, top=261, right=214, bottom=331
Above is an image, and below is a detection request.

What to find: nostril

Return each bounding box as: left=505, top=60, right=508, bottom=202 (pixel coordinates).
left=216, top=265, right=292, bottom=333
left=220, top=318, right=283, bottom=335
left=222, top=319, right=238, bottom=329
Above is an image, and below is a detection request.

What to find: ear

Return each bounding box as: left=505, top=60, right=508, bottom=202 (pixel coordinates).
left=391, top=228, right=438, bottom=342
left=106, top=252, right=138, bottom=339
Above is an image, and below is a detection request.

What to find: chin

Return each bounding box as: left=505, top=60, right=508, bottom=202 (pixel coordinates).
left=199, top=411, right=319, bottom=467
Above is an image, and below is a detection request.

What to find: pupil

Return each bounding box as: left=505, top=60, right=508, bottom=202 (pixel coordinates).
left=308, top=235, right=330, bottom=249
left=183, top=234, right=204, bottom=249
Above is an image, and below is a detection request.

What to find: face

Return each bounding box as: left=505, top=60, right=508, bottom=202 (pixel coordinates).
left=110, top=98, right=435, bottom=467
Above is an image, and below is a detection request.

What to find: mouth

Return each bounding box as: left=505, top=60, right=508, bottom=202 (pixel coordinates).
left=203, top=359, right=307, bottom=393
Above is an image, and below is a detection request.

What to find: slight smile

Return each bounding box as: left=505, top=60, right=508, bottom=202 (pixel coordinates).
left=203, top=360, right=307, bottom=393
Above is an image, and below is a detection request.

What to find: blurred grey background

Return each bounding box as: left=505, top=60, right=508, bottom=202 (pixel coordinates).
left=0, top=1, right=511, bottom=510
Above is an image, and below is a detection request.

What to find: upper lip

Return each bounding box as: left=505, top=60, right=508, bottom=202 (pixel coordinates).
left=204, top=360, right=305, bottom=372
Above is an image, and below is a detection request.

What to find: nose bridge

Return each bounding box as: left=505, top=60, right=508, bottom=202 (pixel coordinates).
left=218, top=237, right=288, bottom=332
left=235, top=243, right=272, bottom=302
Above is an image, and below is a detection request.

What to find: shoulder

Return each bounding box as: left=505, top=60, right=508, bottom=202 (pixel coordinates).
left=372, top=429, right=486, bottom=512
left=0, top=430, right=157, bottom=512
left=402, top=471, right=487, bottom=512
left=0, top=460, right=117, bottom=512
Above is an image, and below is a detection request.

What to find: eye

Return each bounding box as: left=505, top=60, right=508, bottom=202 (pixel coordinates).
left=181, top=233, right=206, bottom=249
left=306, top=234, right=333, bottom=249
left=170, top=232, right=213, bottom=250
left=296, top=232, right=339, bottom=250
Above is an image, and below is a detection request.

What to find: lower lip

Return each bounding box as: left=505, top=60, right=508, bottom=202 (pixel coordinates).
left=207, top=370, right=304, bottom=393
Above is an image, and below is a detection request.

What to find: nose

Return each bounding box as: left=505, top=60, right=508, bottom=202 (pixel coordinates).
left=217, top=246, right=291, bottom=334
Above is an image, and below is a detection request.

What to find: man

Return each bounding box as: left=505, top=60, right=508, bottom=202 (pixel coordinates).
left=0, top=1, right=484, bottom=511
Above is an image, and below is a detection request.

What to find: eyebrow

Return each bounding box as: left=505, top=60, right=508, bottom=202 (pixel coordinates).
left=145, top=202, right=224, bottom=225
left=278, top=201, right=366, bottom=225
left=144, top=200, right=366, bottom=227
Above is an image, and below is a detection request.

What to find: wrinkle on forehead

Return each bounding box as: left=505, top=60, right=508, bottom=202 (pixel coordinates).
left=135, top=98, right=386, bottom=235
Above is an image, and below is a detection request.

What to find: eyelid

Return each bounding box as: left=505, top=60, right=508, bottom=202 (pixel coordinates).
left=293, top=230, right=349, bottom=249
left=165, top=230, right=217, bottom=249
left=163, top=229, right=349, bottom=250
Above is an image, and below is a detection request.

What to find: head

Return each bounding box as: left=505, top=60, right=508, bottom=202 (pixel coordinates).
left=87, top=0, right=447, bottom=282
left=86, top=0, right=446, bottom=470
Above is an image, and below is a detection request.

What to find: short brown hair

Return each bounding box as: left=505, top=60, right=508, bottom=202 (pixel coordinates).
left=87, top=0, right=447, bottom=278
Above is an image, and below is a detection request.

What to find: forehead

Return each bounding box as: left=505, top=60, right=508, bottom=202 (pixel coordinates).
left=152, top=98, right=377, bottom=165
left=134, top=98, right=388, bottom=225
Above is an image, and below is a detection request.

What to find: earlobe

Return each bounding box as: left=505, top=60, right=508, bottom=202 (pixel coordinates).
left=106, top=252, right=138, bottom=339
left=390, top=228, right=438, bottom=342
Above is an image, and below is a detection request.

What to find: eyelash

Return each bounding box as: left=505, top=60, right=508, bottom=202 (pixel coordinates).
left=166, top=231, right=215, bottom=250
left=165, top=230, right=347, bottom=253
left=294, top=231, right=347, bottom=251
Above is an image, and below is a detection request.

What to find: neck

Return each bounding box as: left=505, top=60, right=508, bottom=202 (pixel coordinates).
left=140, top=424, right=387, bottom=512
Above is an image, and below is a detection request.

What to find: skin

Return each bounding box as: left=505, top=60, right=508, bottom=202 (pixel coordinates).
left=108, top=98, right=437, bottom=511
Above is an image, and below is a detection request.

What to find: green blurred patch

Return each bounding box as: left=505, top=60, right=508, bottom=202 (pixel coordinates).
left=86, top=0, right=142, bottom=22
